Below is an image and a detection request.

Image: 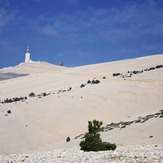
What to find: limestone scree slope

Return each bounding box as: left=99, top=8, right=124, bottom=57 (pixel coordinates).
left=0, top=54, right=162, bottom=155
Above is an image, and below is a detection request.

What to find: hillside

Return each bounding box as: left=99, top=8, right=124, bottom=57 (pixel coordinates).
left=0, top=54, right=163, bottom=155
left=0, top=61, right=67, bottom=80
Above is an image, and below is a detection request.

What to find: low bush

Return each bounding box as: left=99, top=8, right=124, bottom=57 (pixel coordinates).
left=7, top=110, right=11, bottom=114
left=66, top=137, right=71, bottom=142
left=29, top=92, right=35, bottom=97
left=87, top=80, right=91, bottom=84
left=149, top=67, right=155, bottom=71
left=156, top=65, right=163, bottom=69
left=91, top=80, right=100, bottom=84
left=113, top=73, right=121, bottom=76
left=68, top=87, right=72, bottom=91
left=133, top=71, right=139, bottom=74
left=4, top=98, right=13, bottom=103
left=80, top=84, right=85, bottom=88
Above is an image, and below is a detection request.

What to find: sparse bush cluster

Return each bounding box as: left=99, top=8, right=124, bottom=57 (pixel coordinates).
left=156, top=64, right=163, bottom=69
left=87, top=79, right=100, bottom=84
left=1, top=91, right=52, bottom=105
left=1, top=96, right=27, bottom=104
left=29, top=91, right=51, bottom=98
left=0, top=85, right=73, bottom=105
left=1, top=77, right=102, bottom=105
left=80, top=120, right=116, bottom=152
left=104, top=109, right=163, bottom=132
left=38, top=92, right=50, bottom=97
left=112, top=64, right=163, bottom=78
left=80, top=79, right=101, bottom=89
left=91, top=79, right=100, bottom=84
left=57, top=87, right=72, bottom=94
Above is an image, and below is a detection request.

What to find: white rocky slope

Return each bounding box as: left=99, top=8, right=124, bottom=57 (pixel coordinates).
left=0, top=61, right=68, bottom=74
left=0, top=54, right=163, bottom=159
left=1, top=145, right=163, bottom=163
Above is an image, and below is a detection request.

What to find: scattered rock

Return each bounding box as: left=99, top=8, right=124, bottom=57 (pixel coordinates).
left=0, top=145, right=162, bottom=162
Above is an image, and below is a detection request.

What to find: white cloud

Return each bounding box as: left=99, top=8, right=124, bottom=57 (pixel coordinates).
left=36, top=25, right=60, bottom=38
left=2, top=0, right=162, bottom=47
left=0, top=9, right=14, bottom=27
left=26, top=0, right=163, bottom=45
left=95, top=1, right=163, bottom=42
left=0, top=1, right=16, bottom=32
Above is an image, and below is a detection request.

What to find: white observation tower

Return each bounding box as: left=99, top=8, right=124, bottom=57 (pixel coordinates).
left=25, top=47, right=31, bottom=63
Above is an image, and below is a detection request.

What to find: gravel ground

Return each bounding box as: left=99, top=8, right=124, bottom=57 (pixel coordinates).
left=0, top=144, right=163, bottom=163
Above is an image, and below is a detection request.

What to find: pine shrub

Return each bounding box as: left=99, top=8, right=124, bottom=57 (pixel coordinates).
left=80, top=120, right=117, bottom=152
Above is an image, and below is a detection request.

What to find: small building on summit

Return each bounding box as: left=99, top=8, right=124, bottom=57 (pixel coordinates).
left=60, top=61, right=64, bottom=66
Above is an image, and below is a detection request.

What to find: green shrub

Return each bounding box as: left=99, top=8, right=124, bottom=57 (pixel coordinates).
left=80, top=120, right=117, bottom=152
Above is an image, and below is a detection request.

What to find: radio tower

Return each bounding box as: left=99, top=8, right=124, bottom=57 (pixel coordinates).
left=25, top=47, right=31, bottom=63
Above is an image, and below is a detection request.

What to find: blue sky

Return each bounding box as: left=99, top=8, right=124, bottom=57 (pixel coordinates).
left=0, top=0, right=163, bottom=67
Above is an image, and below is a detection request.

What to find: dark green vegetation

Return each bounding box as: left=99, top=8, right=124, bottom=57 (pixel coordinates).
left=80, top=120, right=116, bottom=152
left=1, top=96, right=27, bottom=104
left=112, top=64, right=163, bottom=78
left=66, top=137, right=71, bottom=142
left=74, top=109, right=163, bottom=140
left=104, top=109, right=163, bottom=132
left=0, top=78, right=101, bottom=105
left=80, top=84, right=86, bottom=88
left=80, top=79, right=100, bottom=88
